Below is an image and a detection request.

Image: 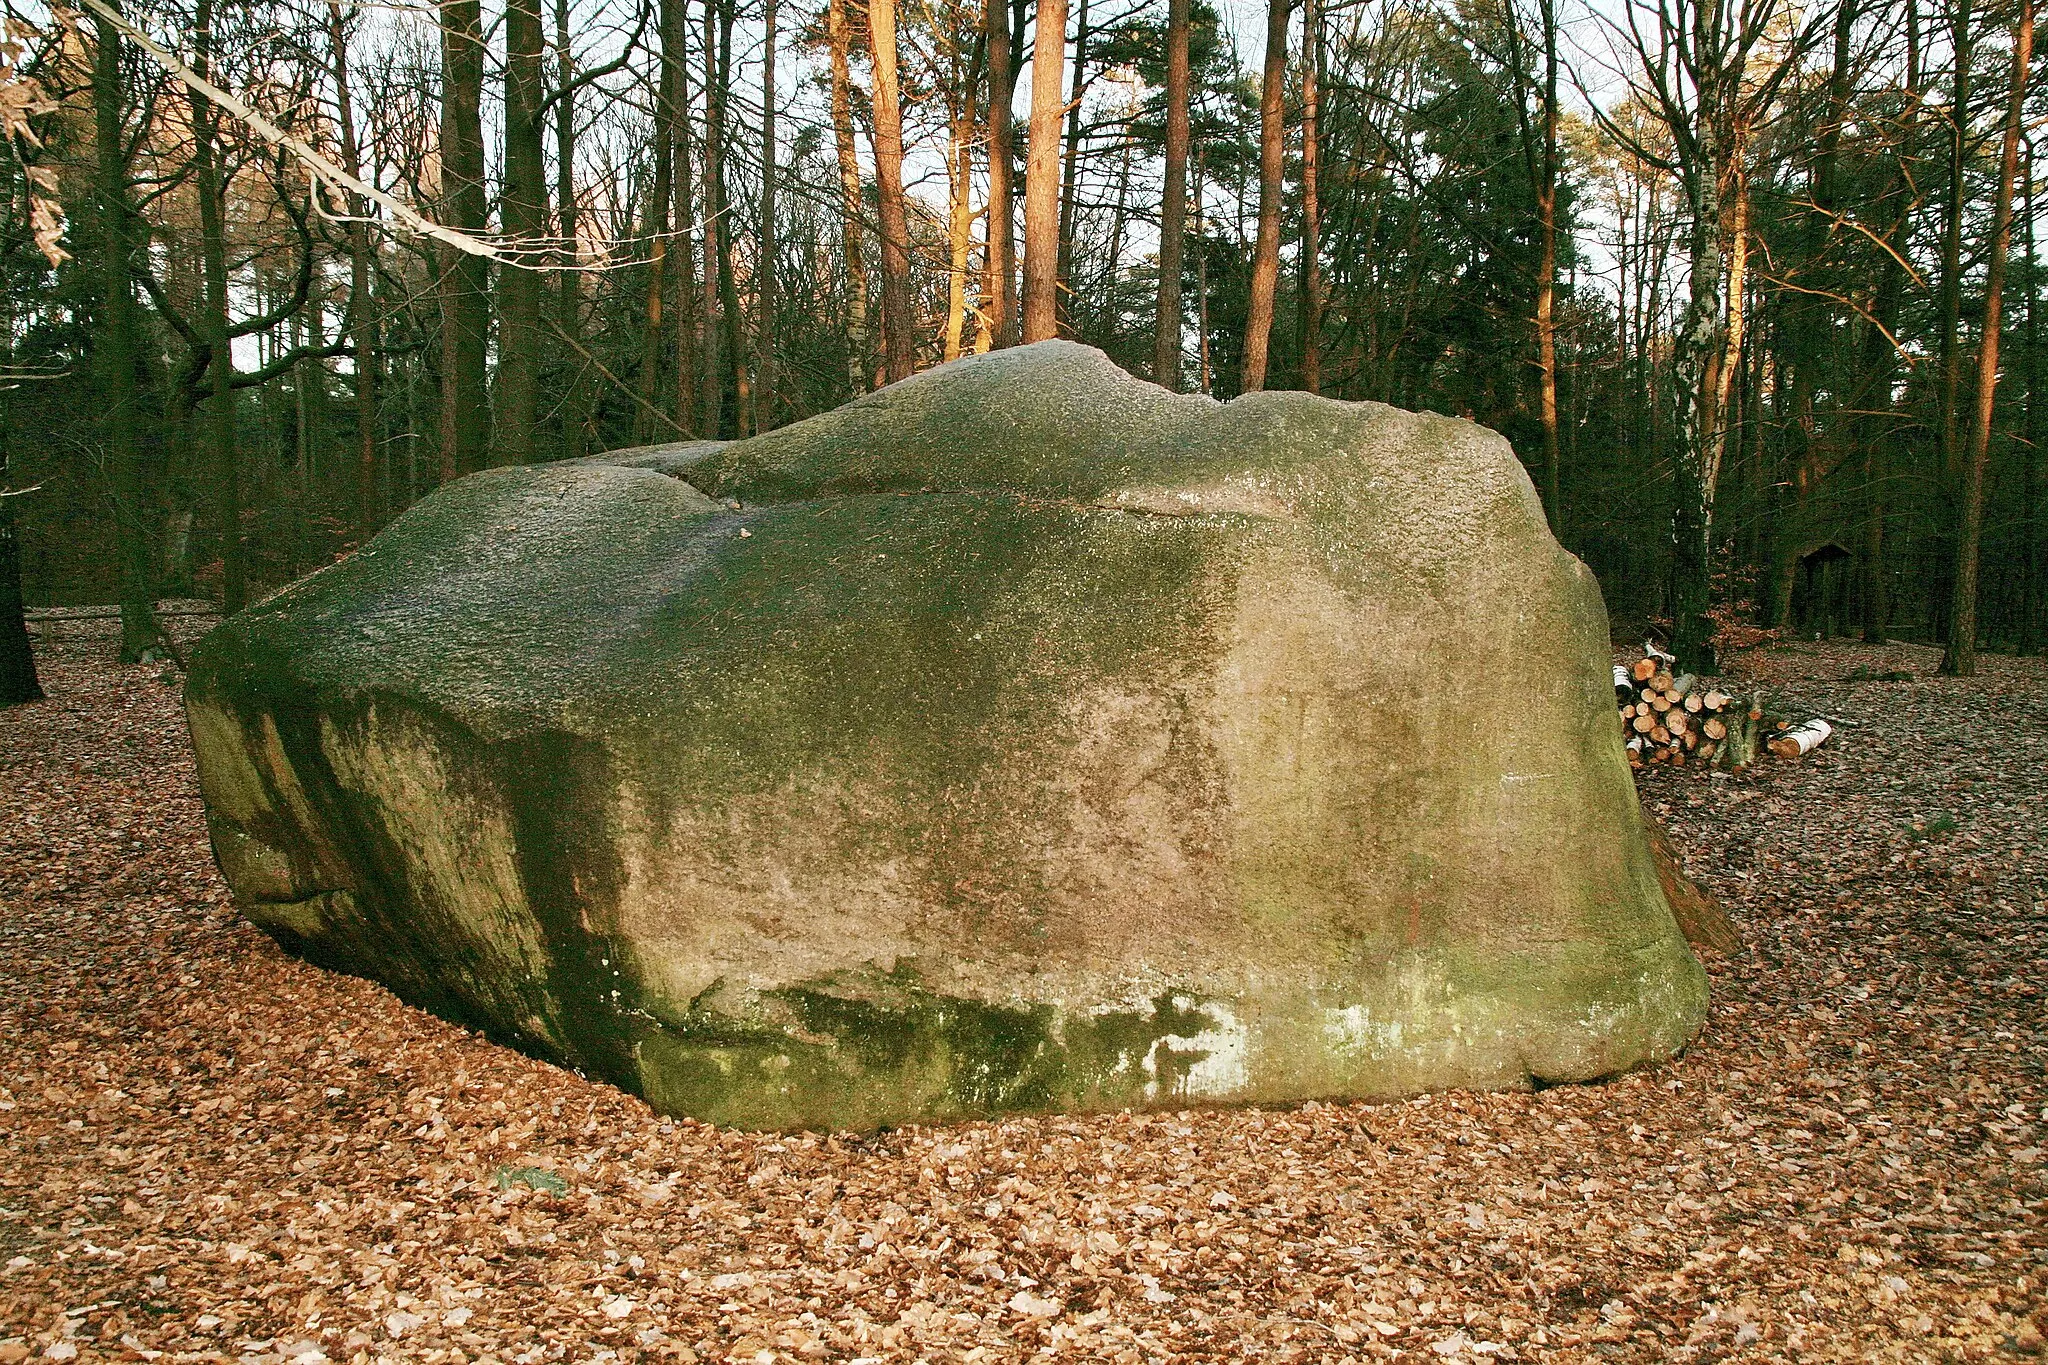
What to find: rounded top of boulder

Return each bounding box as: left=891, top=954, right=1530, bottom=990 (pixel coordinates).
left=684, top=342, right=1544, bottom=550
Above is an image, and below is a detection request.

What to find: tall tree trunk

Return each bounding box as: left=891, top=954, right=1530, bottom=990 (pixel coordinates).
left=438, top=0, right=490, bottom=479
left=943, top=34, right=983, bottom=362
left=715, top=0, right=747, bottom=425
left=555, top=0, right=591, bottom=459
left=497, top=0, right=547, bottom=465
left=1150, top=0, right=1190, bottom=388
left=870, top=0, right=916, bottom=380
left=1859, top=9, right=1920, bottom=644
left=827, top=0, right=872, bottom=384
left=980, top=0, right=1018, bottom=350
left=1942, top=0, right=2033, bottom=676
left=0, top=438, right=35, bottom=703
left=1195, top=144, right=1211, bottom=392
left=1530, top=0, right=1560, bottom=520
left=2023, top=144, right=2043, bottom=653
left=698, top=0, right=724, bottom=435
left=639, top=0, right=680, bottom=444
left=1709, top=141, right=1750, bottom=488
left=1668, top=140, right=1725, bottom=674
left=1935, top=0, right=1975, bottom=493
left=1240, top=0, right=1290, bottom=392
left=670, top=0, right=698, bottom=430
left=1021, top=0, right=1069, bottom=342
left=1055, top=0, right=1091, bottom=326
left=754, top=0, right=777, bottom=428
left=188, top=0, right=243, bottom=613
left=1296, top=0, right=1322, bottom=393
left=92, top=2, right=161, bottom=657
left=300, top=304, right=330, bottom=499
left=0, top=174, right=40, bottom=701
left=328, top=1, right=380, bottom=535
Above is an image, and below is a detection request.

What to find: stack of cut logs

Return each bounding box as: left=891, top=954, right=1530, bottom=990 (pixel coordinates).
left=1618, top=657, right=1758, bottom=768
left=1615, top=645, right=1831, bottom=771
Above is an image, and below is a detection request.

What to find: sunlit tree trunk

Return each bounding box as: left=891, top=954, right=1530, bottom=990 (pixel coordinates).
left=1529, top=0, right=1560, bottom=519
left=1296, top=0, right=1322, bottom=394
left=754, top=0, right=777, bottom=427
left=870, top=0, right=916, bottom=380
left=979, top=0, right=1017, bottom=350
left=1240, top=0, right=1290, bottom=392
left=1021, top=0, right=1068, bottom=342
left=1935, top=0, right=1975, bottom=491
left=827, top=0, right=871, bottom=384
left=1055, top=0, right=1090, bottom=325
left=943, top=33, right=983, bottom=362
left=698, top=0, right=724, bottom=435
left=2023, top=146, right=2044, bottom=653
left=1150, top=0, right=1190, bottom=388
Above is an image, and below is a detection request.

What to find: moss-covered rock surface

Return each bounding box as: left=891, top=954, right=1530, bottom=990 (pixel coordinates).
left=185, top=341, right=1706, bottom=1130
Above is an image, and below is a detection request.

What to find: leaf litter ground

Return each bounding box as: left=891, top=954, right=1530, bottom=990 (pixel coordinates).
left=2, top=626, right=2044, bottom=1363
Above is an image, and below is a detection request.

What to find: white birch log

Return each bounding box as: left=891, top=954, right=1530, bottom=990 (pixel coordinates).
left=1768, top=718, right=1834, bottom=758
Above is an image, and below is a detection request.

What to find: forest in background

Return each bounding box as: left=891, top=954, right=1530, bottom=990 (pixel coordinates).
left=0, top=0, right=2042, bottom=700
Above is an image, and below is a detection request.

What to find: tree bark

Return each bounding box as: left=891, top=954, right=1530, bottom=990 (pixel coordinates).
left=328, top=1, right=380, bottom=534
left=555, top=0, right=592, bottom=459
left=943, top=33, right=983, bottom=362
left=189, top=0, right=243, bottom=612
left=754, top=0, right=777, bottom=428
left=1150, top=0, right=1190, bottom=388
left=497, top=0, right=547, bottom=465
left=0, top=209, right=40, bottom=701
left=2023, top=143, right=2043, bottom=653
left=1529, top=0, right=1560, bottom=519
left=827, top=0, right=871, bottom=385
left=870, top=0, right=916, bottom=380
left=1240, top=0, right=1290, bottom=392
left=1021, top=0, right=1068, bottom=342
left=438, top=0, right=490, bottom=479
left=1942, top=0, right=2032, bottom=675
left=1935, top=0, right=1975, bottom=494
left=92, top=1, right=162, bottom=658
left=716, top=0, right=747, bottom=428
left=1668, top=135, right=1725, bottom=674
left=1055, top=0, right=1090, bottom=326
left=638, top=0, right=681, bottom=444
left=669, top=3, right=698, bottom=432
left=1195, top=143, right=1210, bottom=392
left=1858, top=15, right=1921, bottom=645
left=1296, top=0, right=1322, bottom=393
left=980, top=0, right=1018, bottom=350
left=698, top=0, right=724, bottom=436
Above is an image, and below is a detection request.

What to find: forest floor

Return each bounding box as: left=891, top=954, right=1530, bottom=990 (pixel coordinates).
left=1, top=624, right=2045, bottom=1365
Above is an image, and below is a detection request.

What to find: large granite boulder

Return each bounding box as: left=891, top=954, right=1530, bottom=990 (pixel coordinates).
left=185, top=341, right=1706, bottom=1130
